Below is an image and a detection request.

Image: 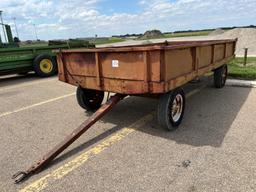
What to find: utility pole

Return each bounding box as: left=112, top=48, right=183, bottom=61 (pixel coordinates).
left=13, top=17, right=19, bottom=38
left=33, top=24, right=38, bottom=40
left=0, top=10, right=7, bottom=42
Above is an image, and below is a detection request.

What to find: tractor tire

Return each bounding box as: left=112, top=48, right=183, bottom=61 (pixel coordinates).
left=33, top=54, right=57, bottom=77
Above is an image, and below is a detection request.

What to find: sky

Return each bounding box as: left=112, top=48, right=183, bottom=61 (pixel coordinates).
left=0, top=0, right=256, bottom=41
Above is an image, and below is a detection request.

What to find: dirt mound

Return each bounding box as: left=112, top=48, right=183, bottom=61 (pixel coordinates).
left=215, top=28, right=256, bottom=55
left=140, top=30, right=164, bottom=39
left=209, top=29, right=225, bottom=36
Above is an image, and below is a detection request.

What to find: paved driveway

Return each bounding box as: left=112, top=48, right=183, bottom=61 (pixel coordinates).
left=0, top=74, right=255, bottom=192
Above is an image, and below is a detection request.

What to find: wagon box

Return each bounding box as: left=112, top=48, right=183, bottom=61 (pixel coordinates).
left=55, top=39, right=236, bottom=129
left=13, top=39, right=237, bottom=183
left=57, top=39, right=236, bottom=94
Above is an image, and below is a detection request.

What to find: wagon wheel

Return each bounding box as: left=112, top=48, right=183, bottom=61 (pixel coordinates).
left=76, top=86, right=105, bottom=111
left=33, top=54, right=57, bottom=77
left=214, top=64, right=227, bottom=88
left=157, top=88, right=185, bottom=131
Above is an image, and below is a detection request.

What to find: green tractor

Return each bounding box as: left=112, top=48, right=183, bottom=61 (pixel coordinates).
left=0, top=22, right=19, bottom=49
left=0, top=11, right=94, bottom=77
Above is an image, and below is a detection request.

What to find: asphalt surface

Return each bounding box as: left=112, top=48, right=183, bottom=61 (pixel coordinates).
left=0, top=74, right=256, bottom=192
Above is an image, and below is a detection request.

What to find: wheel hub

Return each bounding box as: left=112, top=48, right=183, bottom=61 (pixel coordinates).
left=171, top=94, right=183, bottom=122
left=40, top=59, right=53, bottom=73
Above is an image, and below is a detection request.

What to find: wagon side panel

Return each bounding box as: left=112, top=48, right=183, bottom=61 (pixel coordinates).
left=213, top=44, right=225, bottom=62
left=164, top=48, right=193, bottom=80
left=149, top=50, right=161, bottom=82
left=226, top=42, right=236, bottom=57
left=100, top=52, right=145, bottom=81
left=198, top=46, right=212, bottom=68
left=63, top=52, right=97, bottom=77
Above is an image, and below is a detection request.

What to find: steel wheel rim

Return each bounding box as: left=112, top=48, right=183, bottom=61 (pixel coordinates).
left=170, top=94, right=183, bottom=122
left=40, top=59, right=53, bottom=73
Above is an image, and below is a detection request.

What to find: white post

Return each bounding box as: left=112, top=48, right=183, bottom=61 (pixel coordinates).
left=0, top=10, right=7, bottom=42
left=33, top=24, right=38, bottom=40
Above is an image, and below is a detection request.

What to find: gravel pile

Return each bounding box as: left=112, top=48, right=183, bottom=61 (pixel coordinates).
left=99, top=28, right=256, bottom=56
left=140, top=30, right=164, bottom=39
left=209, top=29, right=225, bottom=36
left=213, top=28, right=256, bottom=55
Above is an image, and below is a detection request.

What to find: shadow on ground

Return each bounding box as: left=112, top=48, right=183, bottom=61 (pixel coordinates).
left=0, top=73, right=57, bottom=88
left=141, top=85, right=251, bottom=147
left=53, top=78, right=251, bottom=165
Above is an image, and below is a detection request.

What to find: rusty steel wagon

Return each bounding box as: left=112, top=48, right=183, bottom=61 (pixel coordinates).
left=57, top=39, right=236, bottom=128
left=13, top=39, right=237, bottom=183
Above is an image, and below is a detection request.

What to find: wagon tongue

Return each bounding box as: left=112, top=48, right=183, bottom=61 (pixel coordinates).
left=12, top=94, right=126, bottom=184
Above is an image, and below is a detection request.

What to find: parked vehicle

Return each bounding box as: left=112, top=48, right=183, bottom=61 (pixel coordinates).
left=58, top=39, right=236, bottom=129
left=0, top=11, right=94, bottom=77
left=0, top=40, right=94, bottom=77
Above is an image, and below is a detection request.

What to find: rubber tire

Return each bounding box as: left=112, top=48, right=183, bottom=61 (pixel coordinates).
left=76, top=86, right=104, bottom=111
left=157, top=88, right=186, bottom=131
left=33, top=54, right=57, bottom=77
left=214, top=65, right=227, bottom=88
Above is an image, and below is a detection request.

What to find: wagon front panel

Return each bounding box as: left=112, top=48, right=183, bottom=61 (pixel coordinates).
left=57, top=50, right=162, bottom=94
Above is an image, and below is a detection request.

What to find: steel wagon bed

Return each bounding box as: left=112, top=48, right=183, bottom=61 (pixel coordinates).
left=56, top=39, right=236, bottom=94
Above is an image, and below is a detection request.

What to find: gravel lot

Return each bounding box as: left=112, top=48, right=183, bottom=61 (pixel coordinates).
left=0, top=74, right=256, bottom=192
